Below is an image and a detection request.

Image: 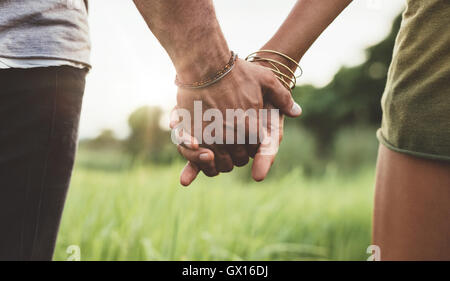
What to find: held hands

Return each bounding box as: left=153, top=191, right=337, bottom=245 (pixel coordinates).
left=134, top=0, right=346, bottom=186
left=171, top=58, right=302, bottom=186
left=134, top=0, right=302, bottom=186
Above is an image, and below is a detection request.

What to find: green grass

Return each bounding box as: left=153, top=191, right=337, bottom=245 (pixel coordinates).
left=54, top=150, right=375, bottom=261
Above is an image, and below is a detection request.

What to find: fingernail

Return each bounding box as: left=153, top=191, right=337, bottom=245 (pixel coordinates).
left=291, top=102, right=302, bottom=116
left=199, top=153, right=211, bottom=161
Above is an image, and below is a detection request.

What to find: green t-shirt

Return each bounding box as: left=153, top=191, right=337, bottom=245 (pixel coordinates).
left=378, top=0, right=450, bottom=161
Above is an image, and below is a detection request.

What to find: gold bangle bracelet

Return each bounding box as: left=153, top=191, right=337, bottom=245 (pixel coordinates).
left=272, top=71, right=294, bottom=90
left=249, top=49, right=303, bottom=78
left=245, top=49, right=303, bottom=93
left=248, top=56, right=297, bottom=88
left=246, top=54, right=299, bottom=82
left=244, top=57, right=297, bottom=89
left=269, top=69, right=296, bottom=90
left=265, top=61, right=293, bottom=88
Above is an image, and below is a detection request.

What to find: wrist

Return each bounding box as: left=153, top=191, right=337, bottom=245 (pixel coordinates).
left=260, top=42, right=304, bottom=74
left=257, top=50, right=297, bottom=77
left=246, top=48, right=303, bottom=90
left=175, top=51, right=237, bottom=89
left=171, top=28, right=231, bottom=83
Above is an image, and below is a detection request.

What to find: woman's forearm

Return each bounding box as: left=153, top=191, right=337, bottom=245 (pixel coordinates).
left=261, top=0, right=352, bottom=74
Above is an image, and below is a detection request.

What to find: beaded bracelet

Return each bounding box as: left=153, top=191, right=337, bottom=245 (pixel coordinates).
left=175, top=51, right=238, bottom=89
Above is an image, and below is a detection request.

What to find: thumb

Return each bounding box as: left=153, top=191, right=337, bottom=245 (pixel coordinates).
left=262, top=76, right=302, bottom=118
left=180, top=161, right=200, bottom=186
left=252, top=153, right=273, bottom=182
left=251, top=126, right=279, bottom=182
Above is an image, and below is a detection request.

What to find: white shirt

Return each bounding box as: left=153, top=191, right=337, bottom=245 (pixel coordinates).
left=0, top=57, right=88, bottom=69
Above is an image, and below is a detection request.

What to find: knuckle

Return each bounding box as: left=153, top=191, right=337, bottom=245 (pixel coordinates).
left=283, top=92, right=293, bottom=106
left=222, top=164, right=234, bottom=173
left=266, top=74, right=278, bottom=87
left=215, top=156, right=234, bottom=172
left=217, top=162, right=234, bottom=173
left=204, top=170, right=219, bottom=177
left=247, top=144, right=259, bottom=158
left=234, top=156, right=249, bottom=167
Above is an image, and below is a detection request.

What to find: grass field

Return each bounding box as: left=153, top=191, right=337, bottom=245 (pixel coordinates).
left=54, top=149, right=376, bottom=261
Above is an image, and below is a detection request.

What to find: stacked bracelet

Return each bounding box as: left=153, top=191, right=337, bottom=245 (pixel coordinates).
left=245, top=49, right=303, bottom=92
left=175, top=51, right=238, bottom=89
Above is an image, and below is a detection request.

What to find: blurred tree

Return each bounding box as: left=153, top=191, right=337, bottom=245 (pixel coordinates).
left=93, top=129, right=118, bottom=145
left=293, top=15, right=402, bottom=155
left=125, top=106, right=175, bottom=163
left=81, top=128, right=122, bottom=150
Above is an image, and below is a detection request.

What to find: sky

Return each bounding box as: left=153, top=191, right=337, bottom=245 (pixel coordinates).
left=79, top=0, right=406, bottom=139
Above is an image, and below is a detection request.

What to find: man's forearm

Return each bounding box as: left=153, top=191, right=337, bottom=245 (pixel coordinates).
left=133, top=0, right=230, bottom=82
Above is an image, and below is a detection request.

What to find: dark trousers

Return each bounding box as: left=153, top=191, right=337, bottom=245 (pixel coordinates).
left=0, top=66, right=86, bottom=260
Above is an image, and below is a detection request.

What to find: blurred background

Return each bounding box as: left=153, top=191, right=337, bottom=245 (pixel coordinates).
left=55, top=0, right=406, bottom=260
